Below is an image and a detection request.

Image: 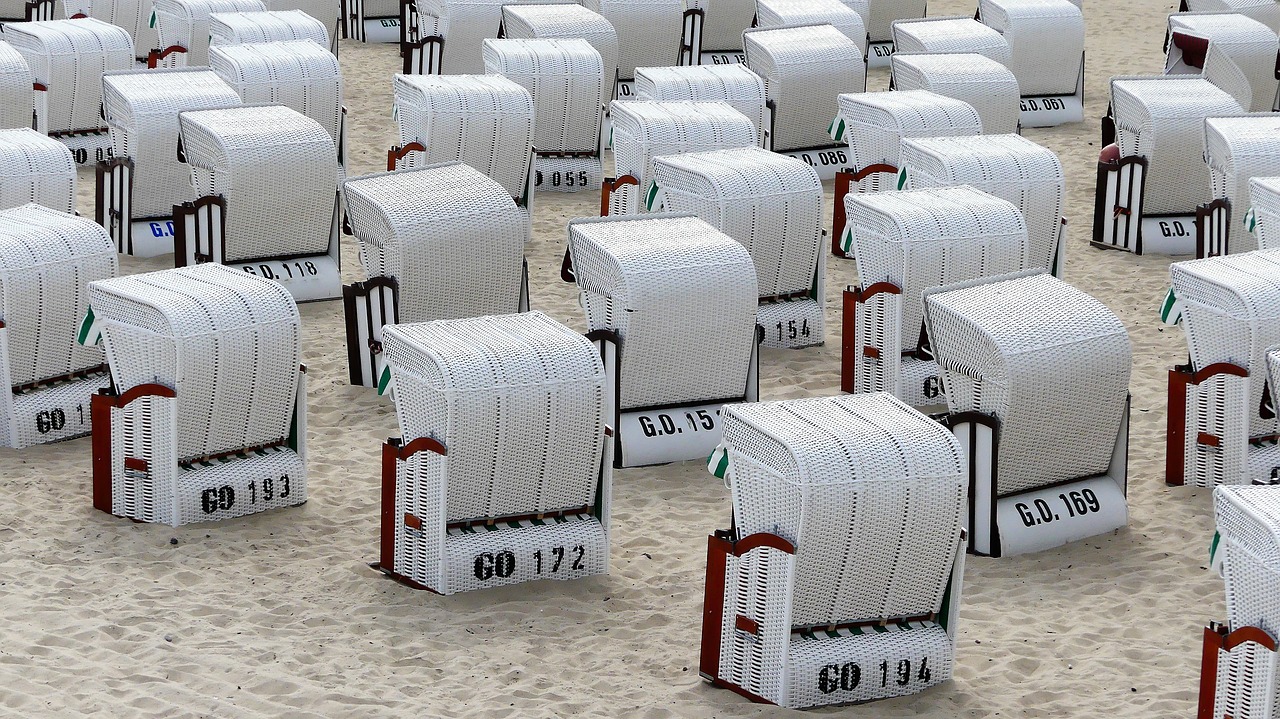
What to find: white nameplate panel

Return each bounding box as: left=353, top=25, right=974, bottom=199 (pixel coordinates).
left=994, top=476, right=1128, bottom=556
left=1140, top=215, right=1197, bottom=255
left=867, top=41, right=894, bottom=68
left=774, top=146, right=848, bottom=182
left=237, top=255, right=341, bottom=303
left=618, top=400, right=726, bottom=468
left=700, top=50, right=745, bottom=66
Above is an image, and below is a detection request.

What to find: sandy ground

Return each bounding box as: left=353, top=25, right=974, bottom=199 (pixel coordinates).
left=0, top=0, right=1229, bottom=716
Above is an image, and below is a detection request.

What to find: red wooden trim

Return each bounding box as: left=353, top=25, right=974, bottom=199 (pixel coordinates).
left=832, top=170, right=852, bottom=257
left=1167, top=366, right=1191, bottom=486
left=852, top=163, right=898, bottom=182
left=735, top=615, right=759, bottom=635
left=703, top=676, right=776, bottom=706
left=146, top=44, right=186, bottom=68
left=379, top=440, right=398, bottom=575
left=841, top=287, right=856, bottom=393
left=403, top=512, right=422, bottom=530
left=1197, top=432, right=1221, bottom=448
left=1198, top=624, right=1224, bottom=719
left=600, top=175, right=638, bottom=216
left=32, top=82, right=47, bottom=92
left=855, top=281, right=903, bottom=302
left=699, top=533, right=730, bottom=682
left=387, top=142, right=426, bottom=171
left=393, top=435, right=447, bottom=458
left=1172, top=31, right=1209, bottom=69
left=1224, top=625, right=1279, bottom=652
left=109, top=383, right=177, bottom=408
left=123, top=457, right=148, bottom=472
left=370, top=562, right=442, bottom=594
left=1190, top=362, right=1249, bottom=385
left=734, top=532, right=795, bottom=556
left=91, top=391, right=113, bottom=514
left=862, top=346, right=880, bottom=359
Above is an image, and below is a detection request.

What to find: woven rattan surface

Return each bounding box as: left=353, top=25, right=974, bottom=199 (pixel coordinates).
left=0, top=128, right=75, bottom=213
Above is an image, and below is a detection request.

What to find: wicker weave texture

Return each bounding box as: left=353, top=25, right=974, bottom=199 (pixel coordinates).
left=923, top=272, right=1131, bottom=496
left=838, top=90, right=982, bottom=193
left=415, top=0, right=578, bottom=75
left=978, top=0, right=1083, bottom=96
left=653, top=146, right=822, bottom=300
left=178, top=104, right=337, bottom=262
left=891, top=16, right=1013, bottom=66
left=209, top=40, right=342, bottom=148
left=0, top=128, right=75, bottom=213
left=4, top=19, right=134, bottom=134
left=500, top=5, right=618, bottom=93
left=63, top=0, right=157, bottom=59
left=1250, top=177, right=1280, bottom=252
left=901, top=133, right=1065, bottom=274
left=1205, top=116, right=1280, bottom=254
left=890, top=53, right=1019, bottom=135
left=0, top=204, right=115, bottom=390
left=744, top=24, right=864, bottom=152
left=721, top=393, right=966, bottom=627
left=0, top=41, right=33, bottom=131
left=1171, top=250, right=1280, bottom=445
left=633, top=64, right=767, bottom=143
left=482, top=39, right=603, bottom=156
left=1170, top=12, right=1279, bottom=113
left=867, top=0, right=927, bottom=41
left=381, top=312, right=605, bottom=523
left=342, top=162, right=528, bottom=322
left=756, top=0, right=868, bottom=50
left=89, top=263, right=301, bottom=461
left=1109, top=76, right=1244, bottom=215
left=393, top=73, right=534, bottom=202
left=1187, top=0, right=1280, bottom=33
left=608, top=100, right=756, bottom=216
left=568, top=214, right=757, bottom=410
left=209, top=9, right=329, bottom=49
left=581, top=0, right=683, bottom=80
left=689, top=0, right=755, bottom=51
left=1216, top=486, right=1280, bottom=647
left=103, top=69, right=243, bottom=219
left=153, top=0, right=266, bottom=67
left=262, top=0, right=338, bottom=45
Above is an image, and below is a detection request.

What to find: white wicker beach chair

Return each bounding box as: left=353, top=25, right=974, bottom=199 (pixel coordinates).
left=581, top=0, right=686, bottom=82
left=700, top=392, right=967, bottom=709
left=633, top=64, right=767, bottom=144
left=483, top=38, right=605, bottom=195
left=604, top=100, right=756, bottom=217
left=0, top=204, right=115, bottom=448
left=400, top=0, right=577, bottom=76
left=389, top=73, right=534, bottom=210
left=831, top=89, right=982, bottom=203
left=900, top=133, right=1066, bottom=276
left=867, top=0, right=928, bottom=47
left=0, top=40, right=33, bottom=131
left=0, top=128, right=75, bottom=213
left=499, top=4, right=618, bottom=97
left=341, top=162, right=530, bottom=387
left=977, top=0, right=1084, bottom=99
left=1184, top=0, right=1280, bottom=33
left=890, top=53, right=1020, bottom=135
left=566, top=213, right=759, bottom=467
left=176, top=105, right=340, bottom=302
left=755, top=0, right=869, bottom=50
left=688, top=0, right=754, bottom=56
left=151, top=0, right=265, bottom=68
left=1200, top=116, right=1280, bottom=256
left=63, top=0, right=157, bottom=62
left=209, top=40, right=345, bottom=170
left=743, top=24, right=865, bottom=158
left=96, top=69, right=242, bottom=258
left=1250, top=177, right=1280, bottom=251
left=344, top=0, right=396, bottom=43
left=87, top=263, right=306, bottom=526
left=1166, top=12, right=1280, bottom=113
left=841, top=186, right=1030, bottom=408
left=209, top=9, right=330, bottom=52
left=374, top=312, right=609, bottom=594
left=1165, top=250, right=1280, bottom=488
left=891, top=16, right=1013, bottom=66
left=1199, top=485, right=1280, bottom=719
left=923, top=271, right=1132, bottom=556
left=5, top=18, right=134, bottom=165
left=1093, top=76, right=1245, bottom=255
left=265, top=0, right=338, bottom=47
left=653, top=146, right=824, bottom=350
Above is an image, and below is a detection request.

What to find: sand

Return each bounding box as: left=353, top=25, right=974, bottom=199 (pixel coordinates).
left=0, top=0, right=1226, bottom=715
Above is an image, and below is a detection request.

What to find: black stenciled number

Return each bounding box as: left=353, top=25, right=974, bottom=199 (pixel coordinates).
left=552, top=546, right=565, bottom=572
left=917, top=657, right=931, bottom=682
left=534, top=550, right=543, bottom=574
left=696, top=410, right=714, bottom=430
left=249, top=481, right=255, bottom=504
left=72, top=148, right=88, bottom=164
left=35, top=408, right=66, bottom=434
left=280, top=474, right=290, bottom=498
left=571, top=545, right=585, bottom=570
left=923, top=376, right=941, bottom=399
left=896, top=659, right=911, bottom=686
left=263, top=476, right=274, bottom=501
left=1082, top=488, right=1099, bottom=512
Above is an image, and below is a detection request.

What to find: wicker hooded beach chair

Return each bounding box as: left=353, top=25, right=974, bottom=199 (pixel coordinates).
left=342, top=162, right=530, bottom=387
left=1166, top=11, right=1279, bottom=113
left=634, top=64, right=767, bottom=145
left=978, top=0, right=1084, bottom=97
left=566, top=213, right=759, bottom=468
left=374, top=312, right=610, bottom=594
left=700, top=392, right=967, bottom=708
left=209, top=9, right=330, bottom=51
left=400, top=0, right=577, bottom=75
left=0, top=128, right=75, bottom=214
left=151, top=0, right=265, bottom=67
left=0, top=204, right=116, bottom=448
left=87, top=263, right=306, bottom=526
left=63, top=0, right=157, bottom=62
left=923, top=271, right=1132, bottom=556
left=0, top=40, right=34, bottom=131
left=890, top=53, right=1020, bottom=135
